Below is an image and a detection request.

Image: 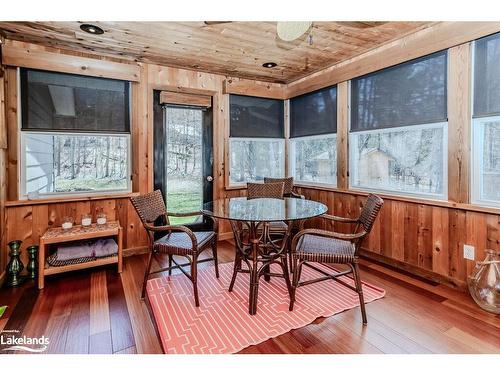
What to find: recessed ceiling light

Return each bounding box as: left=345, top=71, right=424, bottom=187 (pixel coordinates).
left=262, top=62, right=277, bottom=68
left=80, top=24, right=104, bottom=35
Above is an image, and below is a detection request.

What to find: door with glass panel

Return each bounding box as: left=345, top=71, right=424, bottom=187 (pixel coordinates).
left=153, top=92, right=213, bottom=229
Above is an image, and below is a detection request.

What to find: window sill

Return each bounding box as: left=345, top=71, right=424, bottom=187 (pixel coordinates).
left=5, top=192, right=140, bottom=207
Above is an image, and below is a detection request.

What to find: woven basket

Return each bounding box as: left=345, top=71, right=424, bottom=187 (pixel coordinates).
left=46, top=253, right=117, bottom=267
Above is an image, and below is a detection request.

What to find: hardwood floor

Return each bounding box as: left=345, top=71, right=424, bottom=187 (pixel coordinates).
left=0, top=240, right=499, bottom=354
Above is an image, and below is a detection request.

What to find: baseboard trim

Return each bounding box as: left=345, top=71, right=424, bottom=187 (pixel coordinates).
left=359, top=248, right=467, bottom=290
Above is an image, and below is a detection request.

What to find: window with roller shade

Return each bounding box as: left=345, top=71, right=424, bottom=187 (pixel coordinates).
left=19, top=68, right=131, bottom=198
left=229, top=94, right=285, bottom=185
left=289, top=85, right=337, bottom=186
left=472, top=32, right=500, bottom=207
left=349, top=51, right=448, bottom=198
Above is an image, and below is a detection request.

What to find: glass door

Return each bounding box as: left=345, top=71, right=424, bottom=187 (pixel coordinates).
left=153, top=91, right=213, bottom=230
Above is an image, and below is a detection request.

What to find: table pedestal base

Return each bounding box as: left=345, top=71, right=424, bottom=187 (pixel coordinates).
left=229, top=221, right=293, bottom=315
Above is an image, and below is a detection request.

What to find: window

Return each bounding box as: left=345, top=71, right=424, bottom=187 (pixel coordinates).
left=20, top=69, right=131, bottom=197
left=472, top=33, right=500, bottom=207
left=289, top=86, right=337, bottom=186
left=349, top=51, right=448, bottom=198
left=229, top=95, right=285, bottom=185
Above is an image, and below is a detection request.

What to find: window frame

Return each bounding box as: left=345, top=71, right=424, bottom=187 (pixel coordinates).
left=470, top=38, right=500, bottom=209
left=471, top=116, right=500, bottom=208
left=19, top=130, right=132, bottom=200
left=348, top=121, right=449, bottom=200
left=228, top=137, right=286, bottom=188
left=20, top=67, right=131, bottom=134
left=289, top=133, right=337, bottom=188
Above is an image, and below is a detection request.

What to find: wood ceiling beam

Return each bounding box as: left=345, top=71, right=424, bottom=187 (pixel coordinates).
left=1, top=44, right=141, bottom=82
left=223, top=77, right=287, bottom=100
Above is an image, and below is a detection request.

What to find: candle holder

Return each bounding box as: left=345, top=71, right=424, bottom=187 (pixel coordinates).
left=96, top=213, right=107, bottom=226
left=6, top=240, right=24, bottom=287
left=81, top=214, right=92, bottom=227
left=26, top=245, right=39, bottom=280
left=62, top=216, right=74, bottom=231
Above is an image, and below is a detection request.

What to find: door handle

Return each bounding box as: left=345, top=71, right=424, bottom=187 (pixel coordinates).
left=206, top=176, right=213, bottom=182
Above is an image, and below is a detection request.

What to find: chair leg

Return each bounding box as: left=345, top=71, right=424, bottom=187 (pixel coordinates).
left=191, top=255, right=200, bottom=307
left=168, top=255, right=173, bottom=276
left=352, top=261, right=367, bottom=325
left=289, top=258, right=303, bottom=311
left=212, top=239, right=220, bottom=279
left=279, top=254, right=293, bottom=301
left=228, top=250, right=241, bottom=292
left=141, top=250, right=154, bottom=299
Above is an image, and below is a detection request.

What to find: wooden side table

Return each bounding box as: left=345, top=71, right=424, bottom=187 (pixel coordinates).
left=38, top=221, right=123, bottom=289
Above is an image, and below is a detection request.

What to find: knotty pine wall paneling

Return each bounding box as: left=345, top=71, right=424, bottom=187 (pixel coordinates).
left=296, top=187, right=500, bottom=289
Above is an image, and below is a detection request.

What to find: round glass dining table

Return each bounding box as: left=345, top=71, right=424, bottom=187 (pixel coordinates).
left=202, top=197, right=327, bottom=315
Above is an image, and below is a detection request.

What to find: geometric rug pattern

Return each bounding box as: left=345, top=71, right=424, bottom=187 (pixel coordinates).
left=146, top=262, right=385, bottom=354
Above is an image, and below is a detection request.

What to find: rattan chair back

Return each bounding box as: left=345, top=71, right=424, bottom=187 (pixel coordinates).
left=131, top=190, right=169, bottom=225
left=247, top=182, right=285, bottom=199
left=358, top=194, right=384, bottom=233
left=263, top=177, right=294, bottom=196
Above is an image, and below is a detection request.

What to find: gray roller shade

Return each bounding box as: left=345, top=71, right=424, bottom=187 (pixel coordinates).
left=290, top=85, right=337, bottom=138
left=21, top=68, right=130, bottom=133
left=229, top=94, right=284, bottom=138
left=350, top=51, right=447, bottom=132
left=474, top=32, right=500, bottom=118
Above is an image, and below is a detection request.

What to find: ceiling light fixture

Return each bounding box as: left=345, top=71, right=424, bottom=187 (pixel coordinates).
left=262, top=62, right=277, bottom=68
left=276, top=22, right=312, bottom=42
left=80, top=24, right=104, bottom=35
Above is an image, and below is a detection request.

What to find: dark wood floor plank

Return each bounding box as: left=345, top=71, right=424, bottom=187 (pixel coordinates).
left=115, top=345, right=137, bottom=354
left=106, top=269, right=135, bottom=353
left=43, top=277, right=75, bottom=353
left=89, top=330, right=113, bottom=354
left=1, top=283, right=40, bottom=353
left=64, top=272, right=91, bottom=354
left=21, top=280, right=59, bottom=351
left=121, top=255, right=163, bottom=354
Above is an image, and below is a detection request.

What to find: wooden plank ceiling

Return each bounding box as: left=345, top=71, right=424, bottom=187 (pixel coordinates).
left=0, top=21, right=434, bottom=83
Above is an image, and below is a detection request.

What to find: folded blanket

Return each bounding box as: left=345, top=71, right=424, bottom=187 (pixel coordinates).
left=56, top=242, right=93, bottom=261
left=94, top=239, right=118, bottom=258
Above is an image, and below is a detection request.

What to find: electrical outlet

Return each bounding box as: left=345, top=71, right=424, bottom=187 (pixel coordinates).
left=463, top=244, right=475, bottom=260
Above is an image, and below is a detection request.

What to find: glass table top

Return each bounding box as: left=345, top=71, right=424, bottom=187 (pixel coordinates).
left=202, top=197, right=328, bottom=222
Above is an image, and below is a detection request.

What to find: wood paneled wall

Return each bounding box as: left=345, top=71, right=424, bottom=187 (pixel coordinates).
left=296, top=187, right=500, bottom=288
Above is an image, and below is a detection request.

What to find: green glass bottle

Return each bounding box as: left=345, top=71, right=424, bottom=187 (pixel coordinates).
left=26, top=245, right=39, bottom=280
left=6, top=240, right=24, bottom=287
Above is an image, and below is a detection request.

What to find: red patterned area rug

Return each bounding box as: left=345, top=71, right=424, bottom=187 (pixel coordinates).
left=146, top=262, right=385, bottom=354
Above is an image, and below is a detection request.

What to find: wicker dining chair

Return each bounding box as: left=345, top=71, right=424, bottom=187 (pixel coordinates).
left=246, top=182, right=288, bottom=234
left=131, top=190, right=219, bottom=306
left=288, top=194, right=384, bottom=325
left=263, top=177, right=304, bottom=199
left=247, top=181, right=285, bottom=199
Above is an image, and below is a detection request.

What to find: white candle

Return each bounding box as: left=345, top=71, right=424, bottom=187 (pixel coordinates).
left=97, top=217, right=106, bottom=225
left=82, top=217, right=92, bottom=226
left=62, top=222, right=73, bottom=230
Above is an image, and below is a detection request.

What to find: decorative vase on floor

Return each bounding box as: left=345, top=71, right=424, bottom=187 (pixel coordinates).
left=467, top=249, right=500, bottom=314
left=26, top=245, right=39, bottom=280
left=6, top=240, right=24, bottom=287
